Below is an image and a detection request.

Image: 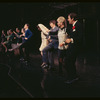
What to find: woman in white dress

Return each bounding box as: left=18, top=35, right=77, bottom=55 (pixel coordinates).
left=37, top=24, right=50, bottom=56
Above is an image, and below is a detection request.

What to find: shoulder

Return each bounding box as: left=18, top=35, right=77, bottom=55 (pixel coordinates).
left=56, top=26, right=59, bottom=30
left=75, top=21, right=82, bottom=27
left=27, top=29, right=30, bottom=32
left=26, top=29, right=32, bottom=33
left=54, top=26, right=59, bottom=30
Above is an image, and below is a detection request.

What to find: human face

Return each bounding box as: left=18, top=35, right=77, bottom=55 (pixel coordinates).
left=7, top=31, right=9, bottom=35
left=9, top=30, right=12, bottom=35
left=38, top=27, right=41, bottom=31
left=16, top=28, right=20, bottom=33
left=67, top=15, right=73, bottom=24
left=21, top=28, right=24, bottom=34
left=57, top=21, right=63, bottom=28
left=24, top=24, right=28, bottom=29
left=50, top=23, right=54, bottom=28
left=2, top=30, right=4, bottom=34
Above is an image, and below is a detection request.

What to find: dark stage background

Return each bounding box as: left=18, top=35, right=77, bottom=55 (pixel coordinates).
left=0, top=2, right=100, bottom=55
left=0, top=2, right=100, bottom=98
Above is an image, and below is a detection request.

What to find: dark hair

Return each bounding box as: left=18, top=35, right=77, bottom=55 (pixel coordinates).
left=2, top=30, right=4, bottom=32
left=9, top=29, right=13, bottom=32
left=49, top=20, right=56, bottom=25
left=68, top=13, right=78, bottom=21
left=25, top=23, right=30, bottom=27
left=37, top=25, right=41, bottom=31
left=16, top=27, right=20, bottom=30
left=21, top=28, right=25, bottom=32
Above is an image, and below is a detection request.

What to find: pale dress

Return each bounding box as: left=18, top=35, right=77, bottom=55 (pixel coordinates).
left=38, top=24, right=49, bottom=51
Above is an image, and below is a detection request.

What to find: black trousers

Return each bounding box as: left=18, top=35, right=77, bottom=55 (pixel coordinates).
left=48, top=50, right=54, bottom=68
left=19, top=41, right=29, bottom=61
left=58, top=49, right=66, bottom=74
left=64, top=47, right=78, bottom=80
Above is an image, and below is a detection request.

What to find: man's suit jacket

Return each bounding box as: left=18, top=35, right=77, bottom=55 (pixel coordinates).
left=67, top=21, right=83, bottom=54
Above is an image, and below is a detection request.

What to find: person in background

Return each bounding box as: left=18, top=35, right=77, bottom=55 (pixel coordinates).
left=15, top=28, right=23, bottom=44
left=1, top=30, right=6, bottom=43
left=1, top=29, right=16, bottom=52
left=0, top=30, right=6, bottom=52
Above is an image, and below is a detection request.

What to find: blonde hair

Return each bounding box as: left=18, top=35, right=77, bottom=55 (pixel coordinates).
left=57, top=16, right=67, bottom=28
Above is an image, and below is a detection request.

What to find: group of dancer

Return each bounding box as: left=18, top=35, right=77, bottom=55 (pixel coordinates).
left=0, top=23, right=33, bottom=63
left=38, top=13, right=83, bottom=84
left=0, top=12, right=82, bottom=84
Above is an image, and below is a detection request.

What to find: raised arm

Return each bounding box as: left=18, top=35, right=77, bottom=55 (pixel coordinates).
left=38, top=24, right=49, bottom=35
left=13, top=31, right=20, bottom=38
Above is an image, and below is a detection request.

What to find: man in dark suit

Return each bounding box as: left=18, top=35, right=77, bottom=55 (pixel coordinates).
left=60, top=13, right=83, bottom=84
left=20, top=24, right=33, bottom=63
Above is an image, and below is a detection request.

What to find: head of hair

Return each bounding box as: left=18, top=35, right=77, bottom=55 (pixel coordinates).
left=21, top=28, right=25, bottom=32
left=16, top=27, right=20, bottom=30
left=49, top=20, right=56, bottom=25
left=2, top=30, right=4, bottom=33
left=37, top=25, right=41, bottom=31
left=57, top=16, right=67, bottom=28
left=68, top=13, right=78, bottom=21
left=9, top=29, right=13, bottom=32
left=25, top=23, right=30, bottom=28
left=37, top=25, right=39, bottom=28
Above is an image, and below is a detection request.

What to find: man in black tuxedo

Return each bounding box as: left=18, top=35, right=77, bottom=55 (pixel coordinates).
left=60, top=13, right=83, bottom=84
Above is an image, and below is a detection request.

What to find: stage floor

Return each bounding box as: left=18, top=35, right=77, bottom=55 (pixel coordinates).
left=0, top=52, right=100, bottom=98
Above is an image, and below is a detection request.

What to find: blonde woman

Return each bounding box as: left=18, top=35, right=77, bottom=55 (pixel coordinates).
left=57, top=16, right=68, bottom=76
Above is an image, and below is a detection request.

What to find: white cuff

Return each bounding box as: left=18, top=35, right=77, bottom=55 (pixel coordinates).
left=71, top=38, right=74, bottom=43
left=63, top=41, right=66, bottom=45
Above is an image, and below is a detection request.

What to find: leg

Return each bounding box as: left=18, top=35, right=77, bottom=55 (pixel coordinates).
left=58, top=50, right=65, bottom=75
left=25, top=46, right=29, bottom=61
left=48, top=50, right=54, bottom=69
left=42, top=43, right=53, bottom=65
left=19, top=43, right=25, bottom=60
left=1, top=43, right=7, bottom=52
left=42, top=43, right=54, bottom=69
left=64, top=49, right=78, bottom=81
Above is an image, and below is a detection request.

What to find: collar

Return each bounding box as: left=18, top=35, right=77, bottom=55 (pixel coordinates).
left=52, top=26, right=56, bottom=29
left=60, top=27, right=65, bottom=30
left=73, top=20, right=78, bottom=26
left=25, top=28, right=28, bottom=31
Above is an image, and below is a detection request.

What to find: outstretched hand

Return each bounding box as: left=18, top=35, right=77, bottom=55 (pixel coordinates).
left=48, top=36, right=51, bottom=40
left=60, top=43, right=64, bottom=47
left=25, top=37, right=28, bottom=40
left=46, top=30, right=50, bottom=33
left=65, top=38, right=72, bottom=43
left=13, top=31, right=17, bottom=34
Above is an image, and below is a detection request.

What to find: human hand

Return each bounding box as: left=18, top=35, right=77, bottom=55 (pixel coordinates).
left=13, top=31, right=16, bottom=34
left=46, top=30, right=50, bottom=32
left=5, top=48, right=7, bottom=52
left=41, top=51, right=43, bottom=56
left=48, top=36, right=51, bottom=40
left=25, top=37, right=28, bottom=40
left=60, top=43, right=64, bottom=47
left=49, top=40, right=52, bottom=42
left=65, top=38, right=72, bottom=43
